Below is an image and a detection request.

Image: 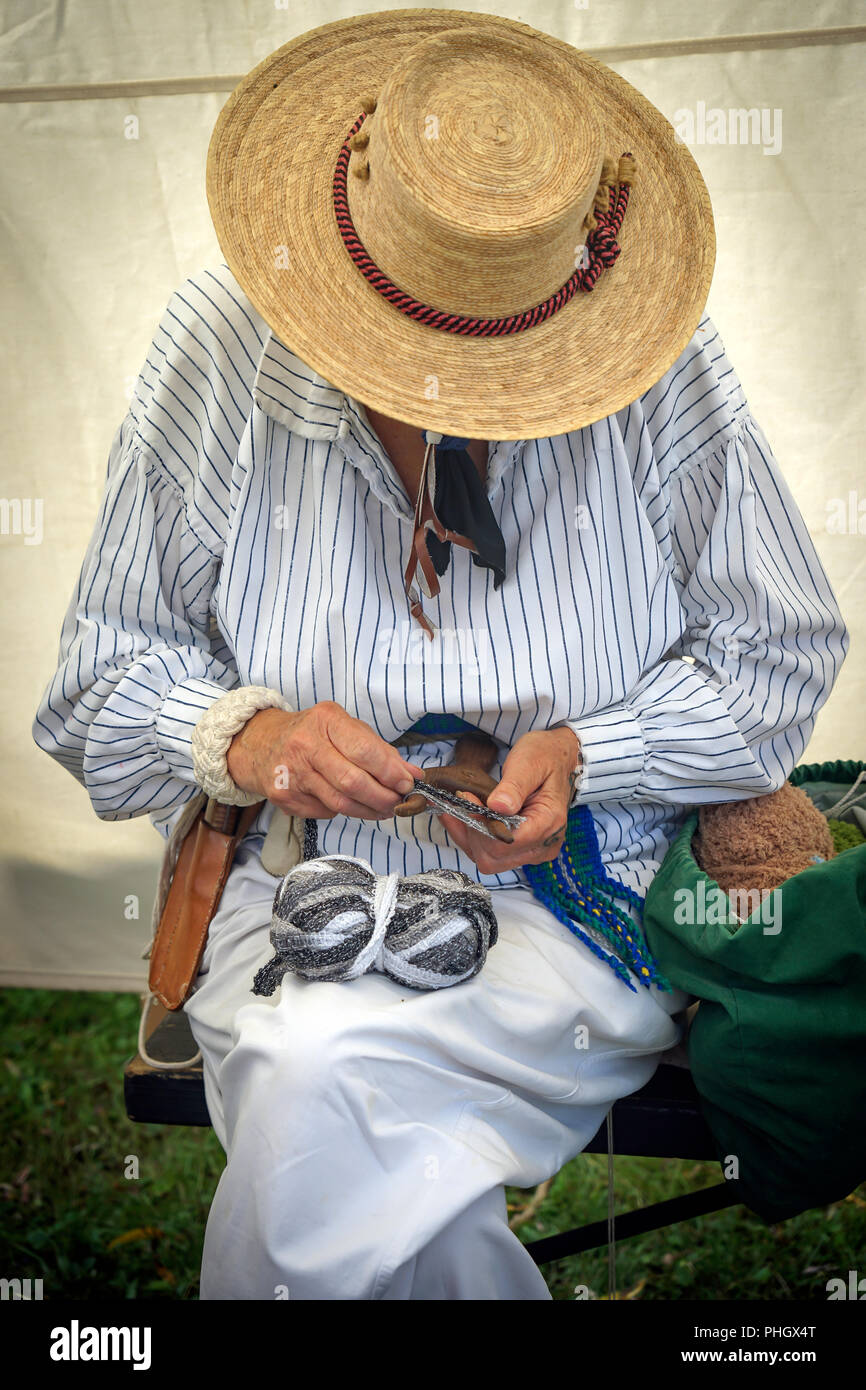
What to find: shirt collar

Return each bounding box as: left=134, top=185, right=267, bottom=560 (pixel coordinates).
left=252, top=328, right=347, bottom=439
left=253, top=328, right=529, bottom=521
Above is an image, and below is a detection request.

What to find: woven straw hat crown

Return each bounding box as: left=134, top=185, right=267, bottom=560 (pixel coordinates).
left=207, top=8, right=715, bottom=438
left=348, top=28, right=612, bottom=318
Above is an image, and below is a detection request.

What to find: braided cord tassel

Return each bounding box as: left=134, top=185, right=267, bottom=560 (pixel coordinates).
left=523, top=805, right=672, bottom=993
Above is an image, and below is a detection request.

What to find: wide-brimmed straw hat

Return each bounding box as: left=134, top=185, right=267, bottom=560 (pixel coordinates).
left=207, top=8, right=715, bottom=440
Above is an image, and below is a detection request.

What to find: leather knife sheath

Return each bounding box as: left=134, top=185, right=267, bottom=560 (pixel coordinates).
left=148, top=797, right=265, bottom=1010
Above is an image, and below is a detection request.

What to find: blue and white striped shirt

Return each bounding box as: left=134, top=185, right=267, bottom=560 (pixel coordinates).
left=32, top=263, right=849, bottom=896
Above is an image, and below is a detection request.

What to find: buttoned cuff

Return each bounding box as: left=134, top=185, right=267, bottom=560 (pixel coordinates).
left=561, top=704, right=645, bottom=804
left=155, top=676, right=236, bottom=784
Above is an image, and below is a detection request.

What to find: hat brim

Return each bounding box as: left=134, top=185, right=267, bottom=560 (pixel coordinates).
left=207, top=8, right=715, bottom=439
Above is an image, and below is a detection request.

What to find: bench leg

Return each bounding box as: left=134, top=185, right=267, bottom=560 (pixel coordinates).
left=524, top=1180, right=744, bottom=1263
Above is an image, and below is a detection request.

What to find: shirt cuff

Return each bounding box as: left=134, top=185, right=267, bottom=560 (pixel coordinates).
left=155, top=675, right=234, bottom=783
left=561, top=704, right=645, bottom=804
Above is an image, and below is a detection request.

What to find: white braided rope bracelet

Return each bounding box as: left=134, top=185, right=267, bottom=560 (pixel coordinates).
left=190, top=684, right=295, bottom=804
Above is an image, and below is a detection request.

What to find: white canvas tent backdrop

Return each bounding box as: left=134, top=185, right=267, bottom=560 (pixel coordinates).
left=2, top=1, right=863, bottom=990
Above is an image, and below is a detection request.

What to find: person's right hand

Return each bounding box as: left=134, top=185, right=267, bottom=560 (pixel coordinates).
left=225, top=701, right=424, bottom=820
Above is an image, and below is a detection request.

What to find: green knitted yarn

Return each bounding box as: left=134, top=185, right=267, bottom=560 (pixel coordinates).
left=828, top=818, right=866, bottom=853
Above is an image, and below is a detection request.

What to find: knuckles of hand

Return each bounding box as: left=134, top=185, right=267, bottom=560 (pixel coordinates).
left=252, top=705, right=575, bottom=863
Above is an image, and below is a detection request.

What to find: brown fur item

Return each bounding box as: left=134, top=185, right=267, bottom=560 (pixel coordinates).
left=692, top=781, right=836, bottom=896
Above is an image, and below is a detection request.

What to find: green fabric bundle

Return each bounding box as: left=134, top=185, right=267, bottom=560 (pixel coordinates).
left=643, top=759, right=866, bottom=1223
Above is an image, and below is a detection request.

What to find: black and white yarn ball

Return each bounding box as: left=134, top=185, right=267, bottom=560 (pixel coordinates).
left=251, top=855, right=499, bottom=994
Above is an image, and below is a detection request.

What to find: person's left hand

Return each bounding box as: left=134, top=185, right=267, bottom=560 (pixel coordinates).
left=437, top=727, right=580, bottom=875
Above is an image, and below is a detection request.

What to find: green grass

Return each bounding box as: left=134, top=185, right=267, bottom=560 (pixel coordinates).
left=1, top=987, right=862, bottom=1300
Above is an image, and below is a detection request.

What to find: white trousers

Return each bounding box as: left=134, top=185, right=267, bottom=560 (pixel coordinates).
left=185, top=848, right=690, bottom=1300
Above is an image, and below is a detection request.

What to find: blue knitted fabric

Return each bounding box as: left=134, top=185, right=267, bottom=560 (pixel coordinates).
left=402, top=712, right=478, bottom=739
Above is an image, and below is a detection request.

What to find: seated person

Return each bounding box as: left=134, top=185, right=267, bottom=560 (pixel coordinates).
left=32, top=13, right=848, bottom=1299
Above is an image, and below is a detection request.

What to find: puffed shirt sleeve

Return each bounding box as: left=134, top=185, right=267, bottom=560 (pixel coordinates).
left=563, top=411, right=849, bottom=807
left=31, top=412, right=237, bottom=821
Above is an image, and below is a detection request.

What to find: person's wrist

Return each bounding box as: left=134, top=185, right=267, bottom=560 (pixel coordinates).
left=227, top=706, right=300, bottom=797
left=550, top=725, right=582, bottom=802
left=190, top=685, right=296, bottom=804
left=550, top=725, right=579, bottom=757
